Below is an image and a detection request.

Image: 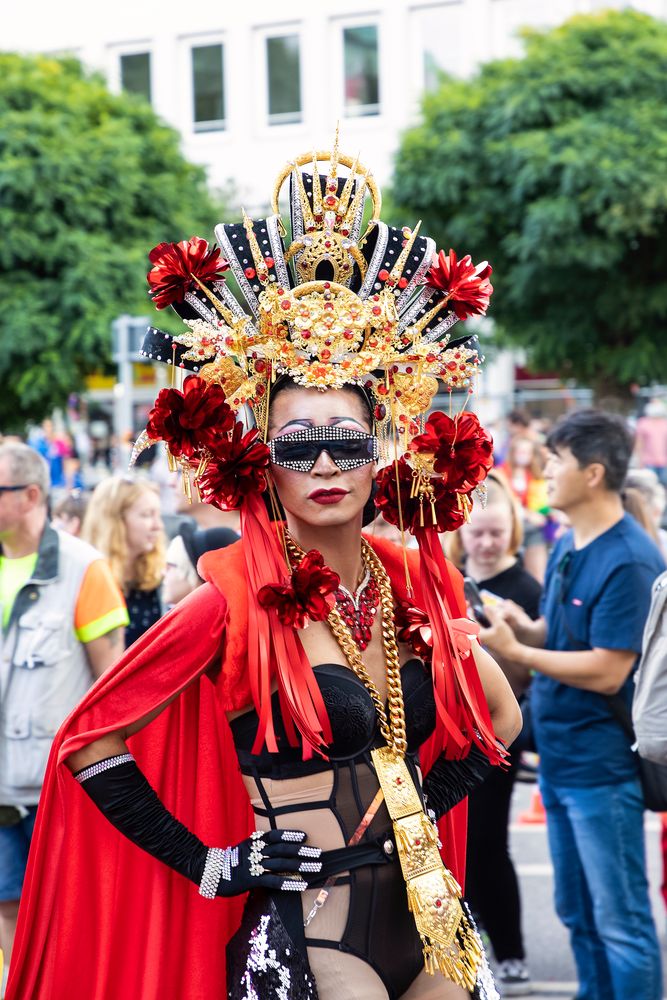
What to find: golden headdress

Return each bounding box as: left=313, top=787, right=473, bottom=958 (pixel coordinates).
left=141, top=131, right=492, bottom=458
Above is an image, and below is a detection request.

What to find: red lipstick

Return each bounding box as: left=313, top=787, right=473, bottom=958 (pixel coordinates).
left=308, top=488, right=349, bottom=505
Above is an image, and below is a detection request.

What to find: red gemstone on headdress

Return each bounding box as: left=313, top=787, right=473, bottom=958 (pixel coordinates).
left=281, top=300, right=291, bottom=310
left=303, top=331, right=311, bottom=339
left=378, top=269, right=390, bottom=281
left=446, top=361, right=457, bottom=371
left=321, top=350, right=331, bottom=360
left=372, top=307, right=381, bottom=316
left=277, top=287, right=285, bottom=295
left=265, top=257, right=274, bottom=268
left=328, top=181, right=337, bottom=192
left=324, top=282, right=331, bottom=289
left=455, top=352, right=461, bottom=359
left=244, top=267, right=256, bottom=279
left=435, top=899, right=442, bottom=908
left=374, top=404, right=386, bottom=420
left=398, top=277, right=408, bottom=289
left=341, top=228, right=350, bottom=237
left=377, top=384, right=388, bottom=396
left=325, top=241, right=332, bottom=248
left=325, top=196, right=337, bottom=207
left=343, top=330, right=354, bottom=340
left=406, top=366, right=413, bottom=374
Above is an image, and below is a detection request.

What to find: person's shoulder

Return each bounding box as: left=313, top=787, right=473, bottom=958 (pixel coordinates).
left=55, top=528, right=106, bottom=568
left=612, top=515, right=664, bottom=567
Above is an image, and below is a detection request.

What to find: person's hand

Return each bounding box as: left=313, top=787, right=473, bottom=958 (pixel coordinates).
left=478, top=605, right=523, bottom=662
left=500, top=599, right=534, bottom=634
left=214, top=828, right=323, bottom=897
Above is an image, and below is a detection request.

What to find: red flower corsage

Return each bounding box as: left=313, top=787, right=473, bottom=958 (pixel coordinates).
left=258, top=550, right=340, bottom=629
left=375, top=457, right=467, bottom=534
left=146, top=375, right=234, bottom=459
left=147, top=237, right=229, bottom=309
left=410, top=411, right=493, bottom=493
left=198, top=424, right=270, bottom=510
left=423, top=249, right=493, bottom=320
left=395, top=600, right=433, bottom=660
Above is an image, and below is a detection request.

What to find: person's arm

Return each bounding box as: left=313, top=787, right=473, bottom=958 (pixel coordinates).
left=74, top=559, right=129, bottom=679
left=480, top=607, right=636, bottom=694
left=420, top=639, right=522, bottom=819
left=470, top=639, right=523, bottom=745
left=68, top=584, right=319, bottom=897
left=84, top=626, right=125, bottom=679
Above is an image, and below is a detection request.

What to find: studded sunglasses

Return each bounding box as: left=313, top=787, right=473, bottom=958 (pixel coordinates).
left=269, top=426, right=379, bottom=472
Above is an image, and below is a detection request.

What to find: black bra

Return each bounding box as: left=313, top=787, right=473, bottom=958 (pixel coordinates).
left=230, top=659, right=436, bottom=772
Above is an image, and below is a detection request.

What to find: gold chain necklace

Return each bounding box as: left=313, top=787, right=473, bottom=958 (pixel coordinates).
left=285, top=534, right=407, bottom=755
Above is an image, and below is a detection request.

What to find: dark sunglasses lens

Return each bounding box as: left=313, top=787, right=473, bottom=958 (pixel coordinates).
left=271, top=440, right=320, bottom=465
left=327, top=439, right=375, bottom=463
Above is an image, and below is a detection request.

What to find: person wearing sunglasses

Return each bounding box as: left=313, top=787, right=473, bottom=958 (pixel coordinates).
left=7, top=145, right=521, bottom=1000
left=0, top=444, right=128, bottom=991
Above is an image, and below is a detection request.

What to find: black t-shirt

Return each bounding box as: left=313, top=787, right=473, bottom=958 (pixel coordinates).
left=474, top=562, right=542, bottom=620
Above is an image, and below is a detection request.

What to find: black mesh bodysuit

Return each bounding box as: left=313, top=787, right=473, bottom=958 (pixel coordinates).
left=229, top=658, right=439, bottom=999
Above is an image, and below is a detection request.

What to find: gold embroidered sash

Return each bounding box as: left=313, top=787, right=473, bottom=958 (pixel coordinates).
left=371, top=745, right=482, bottom=990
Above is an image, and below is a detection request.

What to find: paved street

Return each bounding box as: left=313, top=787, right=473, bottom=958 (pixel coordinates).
left=497, top=780, right=667, bottom=999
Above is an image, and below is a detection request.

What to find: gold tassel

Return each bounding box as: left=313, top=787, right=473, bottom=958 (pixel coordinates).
left=166, top=446, right=176, bottom=473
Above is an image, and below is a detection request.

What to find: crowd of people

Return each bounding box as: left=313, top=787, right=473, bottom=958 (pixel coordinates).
left=0, top=398, right=666, bottom=999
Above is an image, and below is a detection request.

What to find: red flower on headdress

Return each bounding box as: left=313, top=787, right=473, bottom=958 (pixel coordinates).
left=146, top=375, right=234, bottom=459
left=198, top=424, right=270, bottom=510
left=410, top=411, right=493, bottom=493
left=395, top=600, right=433, bottom=660
left=374, top=457, right=467, bottom=534
left=147, top=237, right=229, bottom=309
left=258, top=550, right=340, bottom=630
left=423, top=249, right=493, bottom=320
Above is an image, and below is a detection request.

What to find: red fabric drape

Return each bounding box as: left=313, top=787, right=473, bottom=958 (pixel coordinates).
left=8, top=536, right=479, bottom=999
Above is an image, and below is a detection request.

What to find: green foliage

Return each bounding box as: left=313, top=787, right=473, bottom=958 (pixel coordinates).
left=391, top=10, right=667, bottom=396
left=0, top=54, right=222, bottom=428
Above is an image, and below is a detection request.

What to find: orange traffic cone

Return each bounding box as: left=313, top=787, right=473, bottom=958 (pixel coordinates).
left=518, top=787, right=546, bottom=825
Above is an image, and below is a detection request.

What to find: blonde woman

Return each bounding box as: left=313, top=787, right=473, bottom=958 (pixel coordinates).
left=82, top=478, right=165, bottom=647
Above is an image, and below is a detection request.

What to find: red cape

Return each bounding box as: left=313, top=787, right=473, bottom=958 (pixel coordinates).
left=7, top=537, right=469, bottom=1000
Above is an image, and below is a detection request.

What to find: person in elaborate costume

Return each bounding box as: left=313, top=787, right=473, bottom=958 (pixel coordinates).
left=6, top=138, right=521, bottom=1000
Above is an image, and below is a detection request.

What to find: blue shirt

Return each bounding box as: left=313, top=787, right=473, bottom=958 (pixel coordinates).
left=532, top=513, right=665, bottom=787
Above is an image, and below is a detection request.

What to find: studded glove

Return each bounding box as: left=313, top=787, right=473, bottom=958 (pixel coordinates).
left=75, top=754, right=321, bottom=897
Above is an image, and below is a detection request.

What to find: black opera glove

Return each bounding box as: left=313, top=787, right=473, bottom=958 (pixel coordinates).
left=422, top=743, right=493, bottom=821
left=74, top=754, right=322, bottom=897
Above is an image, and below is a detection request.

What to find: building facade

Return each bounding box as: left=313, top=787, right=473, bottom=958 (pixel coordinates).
left=6, top=0, right=667, bottom=210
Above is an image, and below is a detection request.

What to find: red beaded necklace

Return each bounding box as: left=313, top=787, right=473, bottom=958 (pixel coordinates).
left=334, top=567, right=380, bottom=651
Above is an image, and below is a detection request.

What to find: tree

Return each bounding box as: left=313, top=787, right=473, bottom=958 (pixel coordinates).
left=391, top=10, right=667, bottom=401
left=0, top=54, right=223, bottom=428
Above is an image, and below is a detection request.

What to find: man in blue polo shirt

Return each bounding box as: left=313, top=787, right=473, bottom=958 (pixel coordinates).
left=481, top=409, right=664, bottom=1000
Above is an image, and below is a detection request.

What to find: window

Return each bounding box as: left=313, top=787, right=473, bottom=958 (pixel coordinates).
left=411, top=4, right=465, bottom=88
left=192, top=44, right=225, bottom=132
left=120, top=52, right=151, bottom=102
left=266, top=34, right=302, bottom=125
left=343, top=25, right=379, bottom=116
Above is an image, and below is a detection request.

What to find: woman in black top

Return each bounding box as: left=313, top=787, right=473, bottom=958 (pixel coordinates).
left=448, top=470, right=541, bottom=997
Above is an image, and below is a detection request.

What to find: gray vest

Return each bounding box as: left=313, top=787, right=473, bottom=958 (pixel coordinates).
left=0, top=525, right=102, bottom=805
